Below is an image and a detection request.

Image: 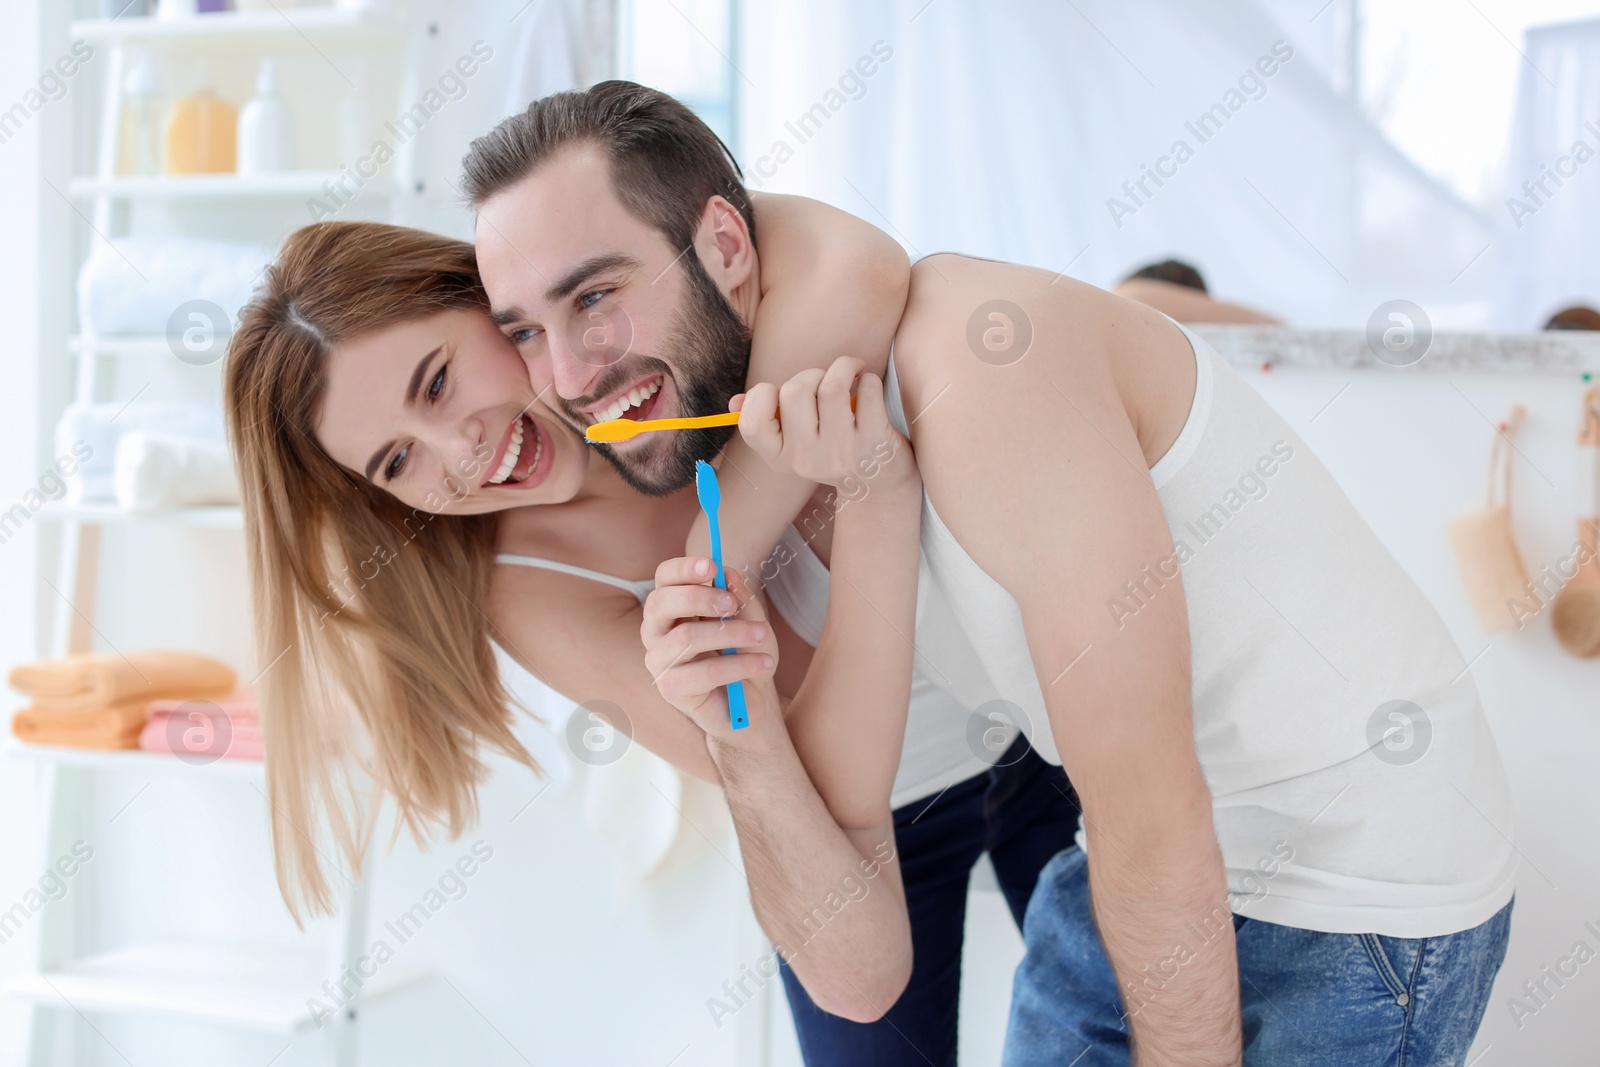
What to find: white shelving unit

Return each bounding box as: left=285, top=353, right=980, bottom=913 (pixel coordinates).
left=6, top=939, right=431, bottom=1034
left=12, top=6, right=430, bottom=1065
left=70, top=6, right=404, bottom=46
left=68, top=170, right=395, bottom=199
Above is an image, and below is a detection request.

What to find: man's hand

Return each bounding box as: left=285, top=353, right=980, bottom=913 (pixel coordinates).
left=641, top=560, right=780, bottom=740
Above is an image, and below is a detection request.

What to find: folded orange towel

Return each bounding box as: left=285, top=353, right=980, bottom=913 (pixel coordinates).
left=11, top=697, right=154, bottom=750
left=7, top=650, right=236, bottom=713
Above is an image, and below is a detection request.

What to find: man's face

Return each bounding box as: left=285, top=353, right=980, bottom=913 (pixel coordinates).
left=474, top=144, right=751, bottom=496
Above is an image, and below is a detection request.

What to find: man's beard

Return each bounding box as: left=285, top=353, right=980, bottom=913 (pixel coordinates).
left=567, top=254, right=751, bottom=497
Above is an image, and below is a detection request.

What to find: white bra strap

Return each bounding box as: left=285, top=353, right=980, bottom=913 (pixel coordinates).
left=494, top=552, right=654, bottom=604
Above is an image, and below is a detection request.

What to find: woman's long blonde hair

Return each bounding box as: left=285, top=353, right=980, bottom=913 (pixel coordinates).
left=225, top=221, right=542, bottom=924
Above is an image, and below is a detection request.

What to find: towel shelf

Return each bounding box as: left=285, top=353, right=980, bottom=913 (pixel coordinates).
left=21, top=6, right=428, bottom=1064
left=69, top=9, right=403, bottom=47
left=68, top=172, right=396, bottom=201
left=3, top=740, right=263, bottom=780
left=69, top=334, right=176, bottom=358
left=4, top=939, right=431, bottom=1034
left=40, top=504, right=243, bottom=528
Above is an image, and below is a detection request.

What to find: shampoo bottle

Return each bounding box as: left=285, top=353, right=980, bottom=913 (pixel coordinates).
left=237, top=60, right=295, bottom=174
left=164, top=89, right=236, bottom=174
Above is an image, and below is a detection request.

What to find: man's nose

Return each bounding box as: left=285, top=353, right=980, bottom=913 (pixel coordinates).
left=543, top=327, right=608, bottom=402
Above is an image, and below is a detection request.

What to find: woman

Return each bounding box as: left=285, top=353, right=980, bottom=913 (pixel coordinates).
left=225, top=195, right=1079, bottom=1065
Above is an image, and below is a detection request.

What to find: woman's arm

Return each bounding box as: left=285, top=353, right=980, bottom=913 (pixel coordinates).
left=688, top=193, right=911, bottom=588
left=643, top=358, right=923, bottom=1017
left=486, top=568, right=721, bottom=784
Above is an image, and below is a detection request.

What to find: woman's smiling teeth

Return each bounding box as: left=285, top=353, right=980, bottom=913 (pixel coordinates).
left=593, top=377, right=662, bottom=424
left=486, top=413, right=542, bottom=486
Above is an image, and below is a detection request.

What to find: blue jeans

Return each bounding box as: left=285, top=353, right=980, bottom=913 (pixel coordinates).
left=1003, top=847, right=1513, bottom=1066
left=779, top=736, right=1082, bottom=1066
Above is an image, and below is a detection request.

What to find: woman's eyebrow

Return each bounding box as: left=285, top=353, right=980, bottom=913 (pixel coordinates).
left=364, top=344, right=443, bottom=482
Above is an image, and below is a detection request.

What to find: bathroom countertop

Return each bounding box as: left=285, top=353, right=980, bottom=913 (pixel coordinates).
left=1190, top=324, right=1600, bottom=374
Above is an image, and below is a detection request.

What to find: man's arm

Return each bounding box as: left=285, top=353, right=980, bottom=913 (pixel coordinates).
left=893, top=257, right=1240, bottom=1065
left=688, top=192, right=911, bottom=582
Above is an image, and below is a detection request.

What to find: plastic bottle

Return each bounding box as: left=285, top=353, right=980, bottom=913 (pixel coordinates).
left=117, top=52, right=161, bottom=176
left=164, top=89, right=236, bottom=174
left=237, top=60, right=295, bottom=174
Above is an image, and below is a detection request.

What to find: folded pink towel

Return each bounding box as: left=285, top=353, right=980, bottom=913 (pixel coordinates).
left=138, top=687, right=262, bottom=761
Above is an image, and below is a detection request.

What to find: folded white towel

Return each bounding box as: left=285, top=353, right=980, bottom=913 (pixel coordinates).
left=56, top=401, right=227, bottom=506
left=77, top=236, right=275, bottom=337
left=114, top=432, right=239, bottom=510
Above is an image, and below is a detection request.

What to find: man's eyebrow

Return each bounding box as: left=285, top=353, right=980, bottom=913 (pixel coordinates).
left=364, top=344, right=442, bottom=483
left=487, top=253, right=641, bottom=329
left=544, top=252, right=640, bottom=305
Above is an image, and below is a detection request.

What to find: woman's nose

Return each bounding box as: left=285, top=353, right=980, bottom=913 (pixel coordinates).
left=448, top=423, right=495, bottom=488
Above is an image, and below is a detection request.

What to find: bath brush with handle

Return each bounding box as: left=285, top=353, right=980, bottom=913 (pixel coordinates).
left=1552, top=390, right=1600, bottom=657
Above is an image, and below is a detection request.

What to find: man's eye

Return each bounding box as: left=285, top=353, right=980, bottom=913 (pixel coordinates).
left=509, top=326, right=539, bottom=344
left=578, top=289, right=608, bottom=310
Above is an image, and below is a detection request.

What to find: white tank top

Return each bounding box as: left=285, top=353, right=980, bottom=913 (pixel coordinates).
left=767, top=317, right=1516, bottom=939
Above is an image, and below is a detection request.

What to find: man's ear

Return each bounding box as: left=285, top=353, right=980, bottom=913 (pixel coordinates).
left=693, top=194, right=756, bottom=293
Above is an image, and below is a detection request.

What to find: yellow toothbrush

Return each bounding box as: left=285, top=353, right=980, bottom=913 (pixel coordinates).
left=586, top=397, right=856, bottom=444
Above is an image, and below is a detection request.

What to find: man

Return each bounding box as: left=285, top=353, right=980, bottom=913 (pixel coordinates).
left=465, top=81, right=1515, bottom=1064
left=1114, top=258, right=1283, bottom=325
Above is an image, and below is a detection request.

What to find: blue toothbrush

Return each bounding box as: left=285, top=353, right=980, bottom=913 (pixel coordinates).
left=693, top=460, right=749, bottom=730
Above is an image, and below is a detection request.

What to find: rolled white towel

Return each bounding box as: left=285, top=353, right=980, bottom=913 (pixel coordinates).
left=56, top=401, right=227, bottom=506
left=114, top=431, right=240, bottom=510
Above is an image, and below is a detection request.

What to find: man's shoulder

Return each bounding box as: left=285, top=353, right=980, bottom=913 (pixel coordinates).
left=902, top=253, right=1101, bottom=329
left=895, top=253, right=1102, bottom=376
left=906, top=250, right=1031, bottom=291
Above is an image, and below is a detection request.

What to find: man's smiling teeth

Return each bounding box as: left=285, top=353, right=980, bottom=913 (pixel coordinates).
left=487, top=414, right=542, bottom=485
left=593, top=378, right=662, bottom=424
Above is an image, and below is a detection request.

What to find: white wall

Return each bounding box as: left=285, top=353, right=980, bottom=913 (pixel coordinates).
left=1245, top=359, right=1600, bottom=1063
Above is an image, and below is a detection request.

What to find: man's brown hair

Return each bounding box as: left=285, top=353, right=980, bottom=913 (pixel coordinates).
left=461, top=79, right=755, bottom=253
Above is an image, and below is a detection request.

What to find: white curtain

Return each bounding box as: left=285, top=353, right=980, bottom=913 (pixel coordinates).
left=392, top=0, right=616, bottom=236
left=734, top=0, right=1506, bottom=328
left=1503, top=17, right=1600, bottom=328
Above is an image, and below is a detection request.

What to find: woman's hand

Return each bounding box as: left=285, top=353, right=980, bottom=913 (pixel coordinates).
left=734, top=355, right=920, bottom=502
left=641, top=559, right=781, bottom=741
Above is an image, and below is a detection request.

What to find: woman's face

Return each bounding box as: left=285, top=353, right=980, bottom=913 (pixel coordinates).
left=314, top=306, right=589, bottom=514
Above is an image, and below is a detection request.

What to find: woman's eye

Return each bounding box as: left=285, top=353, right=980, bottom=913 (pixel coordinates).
left=386, top=445, right=408, bottom=481
left=427, top=365, right=447, bottom=402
